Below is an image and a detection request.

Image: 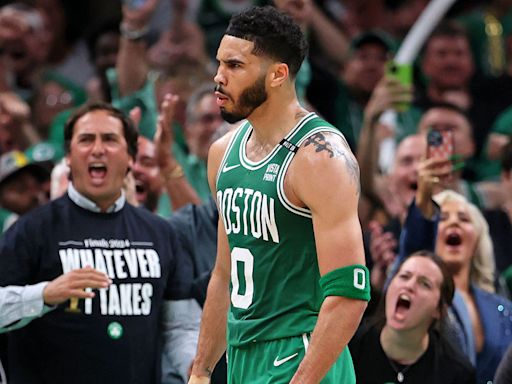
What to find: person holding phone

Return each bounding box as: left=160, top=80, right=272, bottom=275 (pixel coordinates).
left=417, top=102, right=504, bottom=210
left=395, top=150, right=512, bottom=382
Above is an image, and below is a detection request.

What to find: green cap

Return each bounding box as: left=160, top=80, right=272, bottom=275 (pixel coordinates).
left=0, top=150, right=49, bottom=187
left=350, top=30, right=397, bottom=54
left=25, top=141, right=64, bottom=164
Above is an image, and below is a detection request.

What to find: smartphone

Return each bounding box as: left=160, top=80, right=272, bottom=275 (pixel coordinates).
left=427, top=128, right=454, bottom=160
left=385, top=60, right=412, bottom=111
left=122, top=0, right=146, bottom=9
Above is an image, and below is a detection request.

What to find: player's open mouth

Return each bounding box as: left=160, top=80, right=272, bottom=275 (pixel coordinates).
left=409, top=182, right=418, bottom=191
left=215, top=92, right=229, bottom=106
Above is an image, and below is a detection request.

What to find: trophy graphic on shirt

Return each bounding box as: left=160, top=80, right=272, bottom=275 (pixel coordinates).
left=65, top=297, right=81, bottom=313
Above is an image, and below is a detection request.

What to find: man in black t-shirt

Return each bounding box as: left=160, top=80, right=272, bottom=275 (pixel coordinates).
left=0, top=103, right=192, bottom=383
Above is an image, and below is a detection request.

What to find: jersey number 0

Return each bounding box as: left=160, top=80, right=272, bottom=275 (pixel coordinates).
left=231, top=247, right=254, bottom=309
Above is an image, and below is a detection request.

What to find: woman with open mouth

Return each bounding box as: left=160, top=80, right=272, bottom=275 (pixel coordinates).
left=395, top=155, right=512, bottom=384
left=350, top=250, right=475, bottom=383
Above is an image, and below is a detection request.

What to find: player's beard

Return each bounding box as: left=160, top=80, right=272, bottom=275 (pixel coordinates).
left=220, top=75, right=267, bottom=124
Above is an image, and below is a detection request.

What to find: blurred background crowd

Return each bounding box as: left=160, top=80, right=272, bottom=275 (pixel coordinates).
left=2, top=0, right=512, bottom=383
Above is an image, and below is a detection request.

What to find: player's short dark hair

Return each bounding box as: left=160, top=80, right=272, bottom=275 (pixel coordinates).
left=225, top=6, right=308, bottom=77
left=64, top=102, right=138, bottom=159
left=502, top=140, right=512, bottom=172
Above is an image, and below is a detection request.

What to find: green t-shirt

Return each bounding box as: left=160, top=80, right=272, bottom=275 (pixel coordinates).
left=155, top=145, right=211, bottom=218
left=472, top=104, right=512, bottom=181
left=107, top=68, right=158, bottom=140
left=0, top=208, right=18, bottom=233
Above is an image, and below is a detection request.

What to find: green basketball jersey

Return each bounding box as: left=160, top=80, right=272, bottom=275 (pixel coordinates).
left=216, top=112, right=343, bottom=347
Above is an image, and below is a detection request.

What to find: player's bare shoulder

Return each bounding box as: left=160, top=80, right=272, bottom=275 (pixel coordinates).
left=207, top=123, right=241, bottom=185
left=297, top=130, right=360, bottom=196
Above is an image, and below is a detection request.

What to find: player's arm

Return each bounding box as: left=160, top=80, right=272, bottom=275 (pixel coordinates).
left=289, top=131, right=369, bottom=383
left=189, top=132, right=234, bottom=384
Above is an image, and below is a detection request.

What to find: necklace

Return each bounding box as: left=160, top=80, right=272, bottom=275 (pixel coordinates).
left=386, top=357, right=411, bottom=383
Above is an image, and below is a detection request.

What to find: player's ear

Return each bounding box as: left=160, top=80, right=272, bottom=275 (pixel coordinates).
left=269, top=62, right=289, bottom=88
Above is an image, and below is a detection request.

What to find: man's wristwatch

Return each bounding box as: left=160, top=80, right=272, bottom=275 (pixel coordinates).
left=120, top=22, right=149, bottom=41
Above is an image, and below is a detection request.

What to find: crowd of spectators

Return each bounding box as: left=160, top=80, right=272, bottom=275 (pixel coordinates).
left=1, top=0, right=512, bottom=383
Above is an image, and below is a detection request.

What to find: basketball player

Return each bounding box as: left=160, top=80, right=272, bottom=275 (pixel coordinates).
left=189, top=6, right=370, bottom=383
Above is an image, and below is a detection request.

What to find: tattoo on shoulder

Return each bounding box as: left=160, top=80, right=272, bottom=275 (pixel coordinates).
left=303, top=132, right=360, bottom=195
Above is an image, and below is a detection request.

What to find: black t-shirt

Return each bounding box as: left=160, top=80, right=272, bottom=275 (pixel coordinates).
left=168, top=197, right=218, bottom=307
left=0, top=195, right=192, bottom=384
left=349, top=323, right=475, bottom=384
left=483, top=209, right=512, bottom=274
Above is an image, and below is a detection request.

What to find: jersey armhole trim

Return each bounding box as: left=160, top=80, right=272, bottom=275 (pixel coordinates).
left=277, top=127, right=345, bottom=218
left=216, top=122, right=249, bottom=188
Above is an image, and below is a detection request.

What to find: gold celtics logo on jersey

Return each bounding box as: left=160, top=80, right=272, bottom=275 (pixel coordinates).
left=217, top=187, right=280, bottom=243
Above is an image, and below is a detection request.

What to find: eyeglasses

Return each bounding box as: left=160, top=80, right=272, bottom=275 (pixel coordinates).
left=45, top=91, right=73, bottom=107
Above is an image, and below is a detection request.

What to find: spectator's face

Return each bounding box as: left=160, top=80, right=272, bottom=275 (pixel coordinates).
left=390, top=135, right=424, bottom=207
left=67, top=110, right=132, bottom=211
left=186, top=94, right=224, bottom=161
left=387, top=0, right=427, bottom=39
left=131, top=137, right=162, bottom=210
left=343, top=43, right=388, bottom=95
left=435, top=200, right=477, bottom=274
left=385, top=256, right=443, bottom=331
left=94, top=31, right=120, bottom=76
left=422, top=36, right=474, bottom=90
left=214, top=36, right=268, bottom=124
left=32, top=81, right=74, bottom=138
left=148, top=24, right=206, bottom=69
left=34, top=0, right=65, bottom=51
left=418, top=108, right=475, bottom=159
left=0, top=8, right=47, bottom=76
left=0, top=170, right=47, bottom=215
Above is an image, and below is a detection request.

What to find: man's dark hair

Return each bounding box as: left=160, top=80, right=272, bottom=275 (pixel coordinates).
left=225, top=6, right=308, bottom=77
left=423, top=101, right=474, bottom=140
left=425, top=101, right=470, bottom=121
left=85, top=18, right=121, bottom=62
left=393, top=250, right=455, bottom=320
left=64, top=102, right=138, bottom=159
left=370, top=250, right=455, bottom=333
left=502, top=140, right=512, bottom=172
left=423, top=21, right=470, bottom=54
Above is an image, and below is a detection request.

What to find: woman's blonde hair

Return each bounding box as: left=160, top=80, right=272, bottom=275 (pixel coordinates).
left=433, top=190, right=495, bottom=293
